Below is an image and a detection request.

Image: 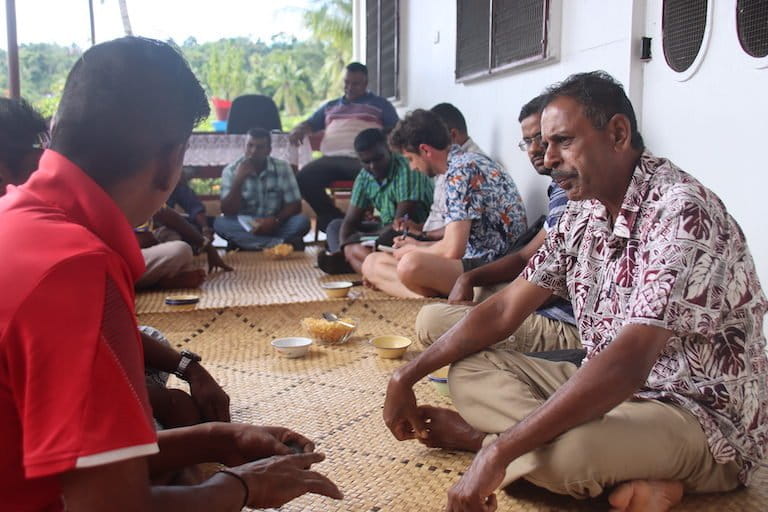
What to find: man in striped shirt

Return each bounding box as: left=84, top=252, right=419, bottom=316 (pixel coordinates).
left=290, top=62, right=399, bottom=232
left=322, top=128, right=433, bottom=274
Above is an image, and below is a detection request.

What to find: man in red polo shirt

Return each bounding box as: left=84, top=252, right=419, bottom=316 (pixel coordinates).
left=0, top=37, right=341, bottom=511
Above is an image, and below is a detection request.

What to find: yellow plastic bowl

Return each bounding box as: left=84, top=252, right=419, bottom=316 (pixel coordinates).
left=321, top=281, right=353, bottom=298
left=370, top=335, right=412, bottom=359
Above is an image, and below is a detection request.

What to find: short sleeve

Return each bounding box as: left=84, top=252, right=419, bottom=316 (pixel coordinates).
left=380, top=99, right=400, bottom=131
left=276, top=161, right=301, bottom=204
left=625, top=194, right=730, bottom=336
left=349, top=173, right=372, bottom=210
left=522, top=225, right=570, bottom=299
left=6, top=254, right=157, bottom=479
left=443, top=165, right=482, bottom=223
left=219, top=161, right=238, bottom=199
left=306, top=102, right=328, bottom=131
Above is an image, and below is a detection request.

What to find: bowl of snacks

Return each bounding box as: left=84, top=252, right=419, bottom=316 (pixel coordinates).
left=370, top=335, right=412, bottom=359
left=271, top=337, right=313, bottom=358
left=320, top=281, right=353, bottom=298
left=264, top=243, right=293, bottom=259
left=427, top=366, right=450, bottom=397
left=301, top=316, right=357, bottom=344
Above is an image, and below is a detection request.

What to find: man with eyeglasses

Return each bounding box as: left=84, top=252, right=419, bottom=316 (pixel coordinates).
left=319, top=128, right=433, bottom=274
left=414, top=94, right=580, bottom=355
left=0, top=98, right=48, bottom=197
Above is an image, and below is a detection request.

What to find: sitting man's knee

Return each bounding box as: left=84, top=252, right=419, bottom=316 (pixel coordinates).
left=166, top=240, right=194, bottom=261
left=396, top=252, right=425, bottom=286
left=415, top=304, right=449, bottom=348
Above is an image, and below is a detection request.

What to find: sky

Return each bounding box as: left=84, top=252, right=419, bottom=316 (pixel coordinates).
left=0, top=0, right=313, bottom=50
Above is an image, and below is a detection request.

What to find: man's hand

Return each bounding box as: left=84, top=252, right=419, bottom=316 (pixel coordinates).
left=234, top=158, right=257, bottom=183
left=393, top=239, right=421, bottom=261
left=392, top=216, right=422, bottom=234
left=448, top=273, right=476, bottom=304
left=288, top=126, right=307, bottom=146
left=252, top=216, right=279, bottom=235
left=184, top=363, right=231, bottom=422
left=383, top=376, right=427, bottom=441
left=232, top=452, right=343, bottom=508
left=204, top=245, right=233, bottom=273
left=217, top=424, right=316, bottom=466
left=445, top=445, right=506, bottom=512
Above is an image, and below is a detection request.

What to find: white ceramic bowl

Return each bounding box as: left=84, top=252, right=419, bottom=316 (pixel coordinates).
left=321, top=281, right=353, bottom=298
left=271, top=337, right=313, bottom=358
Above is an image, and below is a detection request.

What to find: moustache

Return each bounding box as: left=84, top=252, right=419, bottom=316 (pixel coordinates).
left=551, top=170, right=578, bottom=181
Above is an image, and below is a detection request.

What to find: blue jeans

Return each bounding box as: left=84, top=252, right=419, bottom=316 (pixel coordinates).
left=214, top=214, right=310, bottom=251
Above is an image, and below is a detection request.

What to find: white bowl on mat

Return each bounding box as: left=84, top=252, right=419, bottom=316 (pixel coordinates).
left=271, top=337, right=313, bottom=358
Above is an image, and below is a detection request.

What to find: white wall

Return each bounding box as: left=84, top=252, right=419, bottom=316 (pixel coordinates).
left=357, top=0, right=767, bottom=289
left=641, top=0, right=768, bottom=290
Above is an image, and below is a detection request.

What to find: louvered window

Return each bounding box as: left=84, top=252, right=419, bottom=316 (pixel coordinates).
left=366, top=0, right=399, bottom=99
left=737, top=0, right=768, bottom=58
left=662, top=0, right=709, bottom=72
left=456, top=0, right=549, bottom=81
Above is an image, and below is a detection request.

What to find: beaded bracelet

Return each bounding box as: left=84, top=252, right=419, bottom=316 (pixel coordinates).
left=217, top=469, right=249, bottom=509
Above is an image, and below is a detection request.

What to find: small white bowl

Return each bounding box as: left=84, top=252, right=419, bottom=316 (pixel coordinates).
left=321, top=281, right=353, bottom=298
left=271, top=337, right=313, bottom=358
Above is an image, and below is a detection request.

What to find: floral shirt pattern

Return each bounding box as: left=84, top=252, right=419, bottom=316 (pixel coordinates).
left=443, top=145, right=527, bottom=261
left=523, top=152, right=768, bottom=484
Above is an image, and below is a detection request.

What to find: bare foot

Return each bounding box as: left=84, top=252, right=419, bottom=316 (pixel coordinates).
left=608, top=480, right=684, bottom=512
left=417, top=405, right=485, bottom=452
left=158, top=268, right=206, bottom=289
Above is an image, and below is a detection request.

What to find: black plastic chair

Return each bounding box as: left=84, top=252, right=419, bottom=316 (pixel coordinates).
left=226, top=94, right=282, bottom=134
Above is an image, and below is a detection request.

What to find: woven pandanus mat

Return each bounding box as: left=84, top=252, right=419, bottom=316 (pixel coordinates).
left=134, top=248, right=403, bottom=314
left=138, top=299, right=768, bottom=511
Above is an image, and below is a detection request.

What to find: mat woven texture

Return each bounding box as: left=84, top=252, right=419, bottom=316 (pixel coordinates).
left=137, top=251, right=768, bottom=511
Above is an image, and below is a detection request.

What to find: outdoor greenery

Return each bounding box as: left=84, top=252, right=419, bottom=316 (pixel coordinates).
left=1, top=0, right=352, bottom=128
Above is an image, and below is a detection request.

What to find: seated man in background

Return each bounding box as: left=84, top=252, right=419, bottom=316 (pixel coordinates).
left=0, top=97, right=48, bottom=197
left=136, top=206, right=232, bottom=290
left=320, top=128, right=433, bottom=274
left=167, top=178, right=215, bottom=240
left=362, top=109, right=527, bottom=298
left=408, top=102, right=488, bottom=242
left=0, top=36, right=340, bottom=510
left=215, top=127, right=310, bottom=250
left=416, top=94, right=579, bottom=354
left=383, top=71, right=766, bottom=512
left=0, top=96, right=231, bottom=431
left=290, top=62, right=399, bottom=232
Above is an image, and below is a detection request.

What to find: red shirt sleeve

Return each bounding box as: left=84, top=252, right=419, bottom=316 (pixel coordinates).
left=5, top=253, right=158, bottom=479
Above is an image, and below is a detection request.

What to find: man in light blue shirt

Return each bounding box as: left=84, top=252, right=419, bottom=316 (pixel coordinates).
left=214, top=128, right=310, bottom=250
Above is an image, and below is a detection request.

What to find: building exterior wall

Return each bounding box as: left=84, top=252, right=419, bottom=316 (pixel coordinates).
left=356, top=0, right=767, bottom=291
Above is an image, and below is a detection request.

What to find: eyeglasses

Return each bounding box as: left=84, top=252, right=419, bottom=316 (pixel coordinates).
left=518, top=134, right=542, bottom=151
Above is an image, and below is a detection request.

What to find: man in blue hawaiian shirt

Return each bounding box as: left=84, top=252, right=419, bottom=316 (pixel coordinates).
left=362, top=109, right=527, bottom=298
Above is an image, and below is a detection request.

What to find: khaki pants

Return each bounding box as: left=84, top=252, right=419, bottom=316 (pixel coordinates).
left=136, top=241, right=196, bottom=288
left=415, top=303, right=581, bottom=353
left=449, top=349, right=741, bottom=498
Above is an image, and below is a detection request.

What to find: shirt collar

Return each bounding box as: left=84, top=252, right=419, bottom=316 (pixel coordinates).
left=598, top=150, right=656, bottom=240
left=24, top=150, right=146, bottom=281
left=341, top=91, right=372, bottom=104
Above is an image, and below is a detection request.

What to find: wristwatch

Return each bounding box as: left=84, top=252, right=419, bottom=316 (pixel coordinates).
left=173, top=349, right=202, bottom=379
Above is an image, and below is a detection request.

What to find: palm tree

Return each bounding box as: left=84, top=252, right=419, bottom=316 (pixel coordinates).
left=303, top=0, right=353, bottom=100
left=264, top=53, right=314, bottom=116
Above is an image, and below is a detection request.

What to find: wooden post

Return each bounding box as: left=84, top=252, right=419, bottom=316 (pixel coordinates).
left=5, top=0, right=20, bottom=99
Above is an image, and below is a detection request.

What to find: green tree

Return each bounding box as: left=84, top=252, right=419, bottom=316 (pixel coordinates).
left=264, top=51, right=314, bottom=116
left=303, top=0, right=353, bottom=100
left=204, top=40, right=247, bottom=100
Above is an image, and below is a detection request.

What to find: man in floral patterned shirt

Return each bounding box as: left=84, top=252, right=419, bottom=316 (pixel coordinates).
left=362, top=109, right=527, bottom=298
left=382, top=71, right=767, bottom=512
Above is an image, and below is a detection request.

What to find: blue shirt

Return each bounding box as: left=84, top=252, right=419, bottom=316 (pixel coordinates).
left=220, top=156, right=301, bottom=217
left=443, top=146, right=527, bottom=261
left=535, top=182, right=576, bottom=325
left=167, top=181, right=205, bottom=220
